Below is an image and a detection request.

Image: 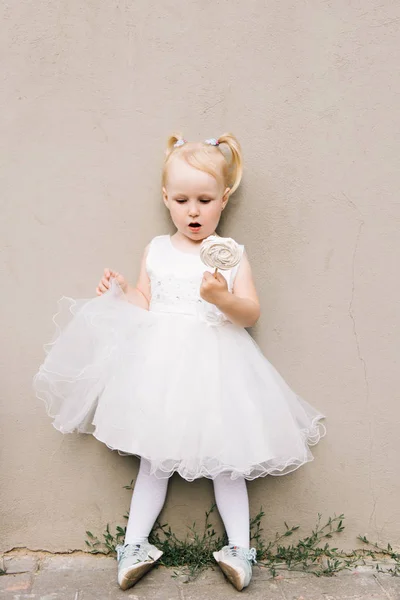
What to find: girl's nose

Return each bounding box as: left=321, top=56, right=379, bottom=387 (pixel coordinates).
left=188, top=202, right=200, bottom=217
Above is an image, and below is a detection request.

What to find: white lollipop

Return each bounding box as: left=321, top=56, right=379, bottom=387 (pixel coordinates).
left=200, top=235, right=241, bottom=275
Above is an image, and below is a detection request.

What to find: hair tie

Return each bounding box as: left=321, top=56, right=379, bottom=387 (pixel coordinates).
left=204, top=138, right=219, bottom=146
left=174, top=138, right=220, bottom=148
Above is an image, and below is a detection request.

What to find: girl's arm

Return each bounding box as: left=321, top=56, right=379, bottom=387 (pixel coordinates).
left=124, top=245, right=151, bottom=310
left=96, top=245, right=151, bottom=310
left=200, top=252, right=261, bottom=328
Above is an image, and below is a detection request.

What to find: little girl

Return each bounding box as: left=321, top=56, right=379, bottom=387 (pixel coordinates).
left=34, top=133, right=326, bottom=592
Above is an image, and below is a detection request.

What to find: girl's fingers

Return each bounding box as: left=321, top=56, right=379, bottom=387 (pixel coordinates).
left=98, top=268, right=124, bottom=295
left=104, top=268, right=123, bottom=281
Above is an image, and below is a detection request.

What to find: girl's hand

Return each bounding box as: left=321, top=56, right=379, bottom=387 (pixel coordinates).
left=96, top=268, right=128, bottom=295
left=200, top=271, right=229, bottom=305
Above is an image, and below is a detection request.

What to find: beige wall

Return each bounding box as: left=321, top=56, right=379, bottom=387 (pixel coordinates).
left=1, top=1, right=399, bottom=553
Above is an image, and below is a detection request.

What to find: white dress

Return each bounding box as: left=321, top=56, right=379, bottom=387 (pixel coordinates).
left=33, top=234, right=326, bottom=481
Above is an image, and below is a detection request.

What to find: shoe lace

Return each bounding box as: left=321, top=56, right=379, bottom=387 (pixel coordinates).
left=228, top=545, right=257, bottom=564
left=116, top=543, right=146, bottom=562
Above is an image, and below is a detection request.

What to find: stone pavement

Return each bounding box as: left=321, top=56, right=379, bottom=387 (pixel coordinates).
left=1, top=551, right=400, bottom=599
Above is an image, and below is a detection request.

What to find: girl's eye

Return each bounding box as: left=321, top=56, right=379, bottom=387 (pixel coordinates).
left=175, top=198, right=212, bottom=203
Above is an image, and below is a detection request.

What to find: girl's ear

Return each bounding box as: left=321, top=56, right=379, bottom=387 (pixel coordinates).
left=222, top=187, right=230, bottom=210
left=162, top=187, right=169, bottom=208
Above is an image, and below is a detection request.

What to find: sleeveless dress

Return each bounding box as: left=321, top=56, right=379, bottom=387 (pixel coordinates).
left=33, top=234, right=326, bottom=481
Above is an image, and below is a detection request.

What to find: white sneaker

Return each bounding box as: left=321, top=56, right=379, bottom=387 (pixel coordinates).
left=213, top=545, right=257, bottom=591
left=116, top=542, right=163, bottom=590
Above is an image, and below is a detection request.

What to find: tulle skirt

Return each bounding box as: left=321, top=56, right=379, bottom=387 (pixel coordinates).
left=33, top=280, right=326, bottom=481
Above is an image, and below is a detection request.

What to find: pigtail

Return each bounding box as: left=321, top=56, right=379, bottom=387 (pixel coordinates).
left=217, top=133, right=243, bottom=195
left=165, top=132, right=185, bottom=159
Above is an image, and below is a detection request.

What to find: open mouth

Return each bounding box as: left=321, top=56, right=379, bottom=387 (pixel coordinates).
left=189, top=223, right=201, bottom=229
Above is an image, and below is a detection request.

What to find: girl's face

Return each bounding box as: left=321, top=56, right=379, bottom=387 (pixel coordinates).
left=162, top=158, right=230, bottom=242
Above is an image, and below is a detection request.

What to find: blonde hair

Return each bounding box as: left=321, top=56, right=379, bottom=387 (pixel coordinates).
left=162, top=133, right=243, bottom=195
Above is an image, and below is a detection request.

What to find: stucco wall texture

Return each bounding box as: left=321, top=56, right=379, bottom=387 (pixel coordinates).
left=1, top=1, right=399, bottom=553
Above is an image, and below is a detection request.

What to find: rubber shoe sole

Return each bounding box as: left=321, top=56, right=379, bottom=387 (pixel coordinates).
left=213, top=552, right=246, bottom=591
left=118, top=549, right=163, bottom=590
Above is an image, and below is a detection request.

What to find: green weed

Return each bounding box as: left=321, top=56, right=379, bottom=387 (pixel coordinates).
left=84, top=483, right=400, bottom=581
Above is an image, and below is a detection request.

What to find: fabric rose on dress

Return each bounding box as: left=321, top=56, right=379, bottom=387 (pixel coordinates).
left=196, top=301, right=228, bottom=327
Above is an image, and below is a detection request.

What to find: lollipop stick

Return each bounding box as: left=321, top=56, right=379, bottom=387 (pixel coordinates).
left=213, top=267, right=218, bottom=278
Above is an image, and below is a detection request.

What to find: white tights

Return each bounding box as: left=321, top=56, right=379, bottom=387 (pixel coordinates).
left=124, top=458, right=250, bottom=548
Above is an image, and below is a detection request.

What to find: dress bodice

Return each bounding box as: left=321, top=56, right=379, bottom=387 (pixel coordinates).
left=146, top=235, right=244, bottom=324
